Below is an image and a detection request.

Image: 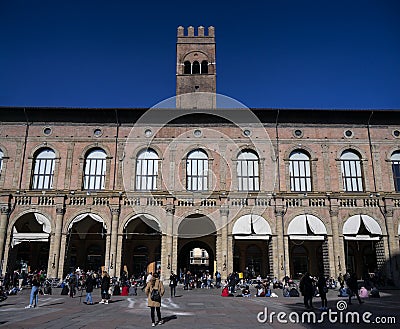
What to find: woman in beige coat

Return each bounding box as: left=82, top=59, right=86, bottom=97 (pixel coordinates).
left=145, top=272, right=165, bottom=327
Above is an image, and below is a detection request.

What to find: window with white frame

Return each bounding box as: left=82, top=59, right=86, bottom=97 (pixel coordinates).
left=237, top=150, right=260, bottom=191
left=31, top=148, right=56, bottom=190
left=390, top=151, right=400, bottom=192
left=186, top=149, right=208, bottom=191
left=83, top=149, right=107, bottom=191
left=340, top=150, right=364, bottom=192
left=289, top=150, right=312, bottom=192
left=136, top=149, right=159, bottom=191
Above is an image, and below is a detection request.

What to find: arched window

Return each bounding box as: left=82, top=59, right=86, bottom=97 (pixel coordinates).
left=31, top=148, right=56, bottom=190
left=192, top=61, right=200, bottom=74
left=184, top=61, right=191, bottom=74
left=390, top=151, right=400, bottom=192
left=289, top=150, right=312, bottom=192
left=186, top=149, right=208, bottom=191
left=237, top=150, right=260, bottom=191
left=340, top=150, right=364, bottom=192
left=136, top=149, right=159, bottom=191
left=0, top=149, right=3, bottom=175
left=83, top=149, right=107, bottom=191
left=201, top=60, right=208, bottom=74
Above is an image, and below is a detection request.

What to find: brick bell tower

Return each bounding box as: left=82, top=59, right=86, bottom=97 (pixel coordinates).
left=176, top=26, right=216, bottom=109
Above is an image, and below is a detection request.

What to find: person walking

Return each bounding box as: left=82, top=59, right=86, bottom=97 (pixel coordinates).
left=84, top=272, right=95, bottom=305
left=317, top=274, right=328, bottom=311
left=169, top=271, right=177, bottom=297
left=145, top=272, right=165, bottom=327
left=25, top=274, right=40, bottom=308
left=68, top=271, right=77, bottom=298
left=99, top=271, right=110, bottom=304
left=347, top=272, right=364, bottom=305
left=299, top=272, right=314, bottom=309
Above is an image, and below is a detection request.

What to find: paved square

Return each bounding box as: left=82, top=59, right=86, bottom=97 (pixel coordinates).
left=0, top=287, right=399, bottom=328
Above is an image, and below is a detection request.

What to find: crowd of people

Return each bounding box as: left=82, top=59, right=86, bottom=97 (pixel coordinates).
left=0, top=265, right=385, bottom=321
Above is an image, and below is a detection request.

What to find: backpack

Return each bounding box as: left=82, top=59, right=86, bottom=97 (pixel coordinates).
left=150, top=289, right=161, bottom=302
left=289, top=288, right=300, bottom=297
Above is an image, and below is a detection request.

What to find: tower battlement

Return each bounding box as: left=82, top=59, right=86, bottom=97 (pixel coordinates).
left=177, top=26, right=215, bottom=38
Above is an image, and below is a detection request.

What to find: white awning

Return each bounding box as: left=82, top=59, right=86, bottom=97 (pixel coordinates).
left=12, top=227, right=49, bottom=247
left=68, top=213, right=107, bottom=230
left=34, top=213, right=51, bottom=233
left=343, top=215, right=382, bottom=240
left=287, top=214, right=327, bottom=240
left=289, top=235, right=325, bottom=241
left=232, top=214, right=271, bottom=240
left=344, top=235, right=380, bottom=241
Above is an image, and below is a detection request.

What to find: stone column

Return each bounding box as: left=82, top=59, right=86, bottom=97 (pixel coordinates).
left=220, top=206, right=229, bottom=278
left=116, top=235, right=123, bottom=278
left=384, top=208, right=398, bottom=280
left=161, top=200, right=178, bottom=280
left=51, top=206, right=65, bottom=279
left=109, top=207, right=120, bottom=277
left=0, top=204, right=10, bottom=270
left=329, top=207, right=345, bottom=277
left=274, top=207, right=287, bottom=279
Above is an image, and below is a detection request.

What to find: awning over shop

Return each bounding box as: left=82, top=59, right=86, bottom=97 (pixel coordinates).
left=343, top=214, right=382, bottom=240
left=288, top=214, right=327, bottom=240
left=11, top=212, right=52, bottom=247
left=233, top=214, right=271, bottom=240
left=68, top=213, right=107, bottom=230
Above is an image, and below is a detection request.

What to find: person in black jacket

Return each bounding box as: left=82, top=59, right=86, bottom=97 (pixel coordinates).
left=169, top=271, right=177, bottom=297
left=347, top=273, right=364, bottom=305
left=99, top=271, right=110, bottom=304
left=317, top=274, right=328, bottom=311
left=300, top=272, right=314, bottom=309
left=85, top=273, right=95, bottom=305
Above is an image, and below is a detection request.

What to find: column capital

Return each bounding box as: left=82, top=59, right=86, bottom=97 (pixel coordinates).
left=385, top=207, right=393, bottom=218
left=0, top=204, right=9, bottom=215
left=329, top=208, right=339, bottom=217
left=110, top=207, right=120, bottom=216
left=220, top=206, right=229, bottom=217
left=165, top=205, right=175, bottom=215
left=274, top=208, right=285, bottom=217
left=56, top=207, right=65, bottom=215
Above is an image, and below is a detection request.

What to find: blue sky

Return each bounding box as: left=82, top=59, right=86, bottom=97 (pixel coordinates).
left=0, top=0, right=399, bottom=109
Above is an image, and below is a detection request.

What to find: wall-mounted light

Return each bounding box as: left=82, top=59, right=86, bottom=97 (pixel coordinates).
left=280, top=255, right=284, bottom=270
left=110, top=253, right=114, bottom=269
left=338, top=255, right=341, bottom=271
left=52, top=253, right=56, bottom=269
left=167, top=254, right=171, bottom=270
left=223, top=255, right=227, bottom=271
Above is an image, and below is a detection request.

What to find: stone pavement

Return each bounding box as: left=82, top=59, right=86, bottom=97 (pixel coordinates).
left=0, top=286, right=399, bottom=328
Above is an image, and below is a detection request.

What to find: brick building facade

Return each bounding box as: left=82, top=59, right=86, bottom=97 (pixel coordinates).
left=0, top=26, right=399, bottom=284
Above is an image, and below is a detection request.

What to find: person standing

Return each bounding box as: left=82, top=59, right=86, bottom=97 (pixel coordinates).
left=145, top=272, right=165, bottom=327
left=99, top=271, right=110, bottom=304
left=169, top=271, right=177, bottom=297
left=347, top=272, right=364, bottom=305
left=25, top=274, right=40, bottom=308
left=68, top=271, right=77, bottom=298
left=338, top=273, right=345, bottom=289
left=215, top=271, right=221, bottom=288
left=299, top=272, right=314, bottom=309
left=317, top=274, right=328, bottom=311
left=142, top=272, right=153, bottom=291
left=84, top=273, right=95, bottom=305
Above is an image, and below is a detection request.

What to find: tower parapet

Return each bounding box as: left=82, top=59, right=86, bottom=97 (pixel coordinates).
left=177, top=26, right=215, bottom=41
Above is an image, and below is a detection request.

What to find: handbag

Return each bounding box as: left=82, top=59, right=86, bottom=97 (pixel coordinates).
left=150, top=289, right=161, bottom=302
